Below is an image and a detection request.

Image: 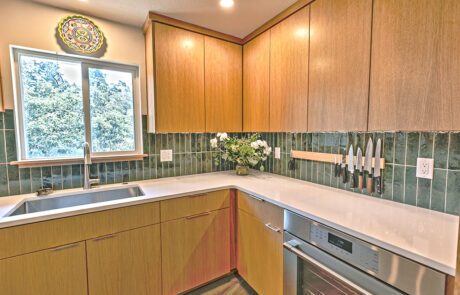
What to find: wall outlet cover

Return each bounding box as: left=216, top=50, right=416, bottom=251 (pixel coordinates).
left=160, top=149, right=173, bottom=162
left=275, top=147, right=281, bottom=159
left=416, top=158, right=434, bottom=179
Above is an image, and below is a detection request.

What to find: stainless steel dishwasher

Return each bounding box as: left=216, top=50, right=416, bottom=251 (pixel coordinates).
left=283, top=210, right=447, bottom=295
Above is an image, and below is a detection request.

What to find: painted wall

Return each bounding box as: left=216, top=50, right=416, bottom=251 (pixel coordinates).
left=0, top=0, right=147, bottom=113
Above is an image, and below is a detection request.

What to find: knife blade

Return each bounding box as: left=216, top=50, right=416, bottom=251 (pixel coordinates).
left=364, top=138, right=373, bottom=192
left=374, top=139, right=382, bottom=194
left=357, top=148, right=363, bottom=190
left=348, top=145, right=356, bottom=188
left=341, top=150, right=347, bottom=183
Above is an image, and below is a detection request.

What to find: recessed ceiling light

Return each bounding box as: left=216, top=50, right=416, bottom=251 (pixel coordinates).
left=220, top=0, right=234, bottom=8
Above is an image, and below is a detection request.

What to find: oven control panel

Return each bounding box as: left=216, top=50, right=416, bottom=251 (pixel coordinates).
left=310, top=223, right=379, bottom=273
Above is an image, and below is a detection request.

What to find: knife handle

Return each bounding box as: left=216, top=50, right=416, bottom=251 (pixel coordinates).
left=334, top=164, right=339, bottom=177
left=349, top=172, right=355, bottom=188
left=358, top=172, right=363, bottom=190
left=354, top=171, right=359, bottom=189
left=342, top=168, right=348, bottom=183
left=375, top=176, right=382, bottom=194
left=367, top=174, right=373, bottom=193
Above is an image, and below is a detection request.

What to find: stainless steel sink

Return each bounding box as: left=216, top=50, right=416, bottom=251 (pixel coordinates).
left=5, top=186, right=144, bottom=217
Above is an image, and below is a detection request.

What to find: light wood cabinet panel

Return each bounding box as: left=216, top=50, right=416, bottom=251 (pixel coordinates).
left=270, top=7, right=310, bottom=132
left=162, top=208, right=231, bottom=294
left=0, top=242, right=87, bottom=295
left=154, top=23, right=205, bottom=132
left=243, top=31, right=270, bottom=132
left=87, top=225, right=161, bottom=295
left=369, top=0, right=460, bottom=131
left=237, top=209, right=283, bottom=295
left=237, top=191, right=283, bottom=230
left=160, top=190, right=230, bottom=222
left=308, top=0, right=372, bottom=131
left=205, top=37, right=242, bottom=132
left=0, top=202, right=160, bottom=260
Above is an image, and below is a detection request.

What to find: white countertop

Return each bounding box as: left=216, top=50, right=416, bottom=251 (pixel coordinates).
left=0, top=171, right=457, bottom=276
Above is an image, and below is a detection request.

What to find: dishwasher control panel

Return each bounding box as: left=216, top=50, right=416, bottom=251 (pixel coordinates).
left=310, top=223, right=379, bottom=273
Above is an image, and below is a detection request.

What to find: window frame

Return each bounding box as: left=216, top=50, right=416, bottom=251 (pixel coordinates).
left=10, top=45, right=143, bottom=162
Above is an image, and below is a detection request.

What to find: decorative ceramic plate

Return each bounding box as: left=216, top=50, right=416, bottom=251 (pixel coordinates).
left=58, top=15, right=104, bottom=54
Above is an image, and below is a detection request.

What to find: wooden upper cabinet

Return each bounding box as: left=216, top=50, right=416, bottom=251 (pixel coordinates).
left=270, top=7, right=310, bottom=132
left=205, top=37, right=242, bottom=132
left=308, top=0, right=372, bottom=132
left=153, top=23, right=205, bottom=132
left=369, top=0, right=460, bottom=131
left=243, top=31, right=270, bottom=132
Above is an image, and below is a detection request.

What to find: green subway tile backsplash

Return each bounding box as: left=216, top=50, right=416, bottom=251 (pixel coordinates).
left=0, top=109, right=459, bottom=215
left=262, top=131, right=460, bottom=216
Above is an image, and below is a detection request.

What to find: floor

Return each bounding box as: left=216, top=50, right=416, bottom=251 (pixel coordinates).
left=186, top=274, right=257, bottom=295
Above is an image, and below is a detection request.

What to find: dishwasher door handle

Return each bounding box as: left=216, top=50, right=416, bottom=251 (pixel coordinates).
left=283, top=241, right=372, bottom=295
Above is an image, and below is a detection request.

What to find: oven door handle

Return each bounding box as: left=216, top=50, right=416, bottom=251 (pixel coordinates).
left=283, top=241, right=373, bottom=295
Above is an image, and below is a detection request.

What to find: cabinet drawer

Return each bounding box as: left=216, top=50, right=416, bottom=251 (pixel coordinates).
left=237, top=191, right=283, bottom=230
left=160, top=190, right=230, bottom=222
left=0, top=241, right=88, bottom=295
left=0, top=202, right=160, bottom=260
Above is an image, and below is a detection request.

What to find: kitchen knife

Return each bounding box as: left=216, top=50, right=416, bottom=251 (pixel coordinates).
left=341, top=150, right=347, bottom=183
left=364, top=138, right=373, bottom=192
left=348, top=145, right=356, bottom=188
left=334, top=155, right=339, bottom=177
left=374, top=139, right=382, bottom=194
left=357, top=147, right=363, bottom=190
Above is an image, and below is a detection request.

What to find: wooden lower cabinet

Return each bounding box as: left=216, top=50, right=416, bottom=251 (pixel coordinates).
left=0, top=241, right=88, bottom=295
left=161, top=208, right=231, bottom=294
left=237, top=209, right=283, bottom=295
left=86, top=225, right=162, bottom=295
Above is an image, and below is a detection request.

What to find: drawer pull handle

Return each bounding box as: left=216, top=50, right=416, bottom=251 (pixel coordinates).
left=265, top=223, right=281, bottom=233
left=188, top=193, right=207, bottom=198
left=51, top=243, right=79, bottom=252
left=186, top=211, right=211, bottom=219
left=93, top=234, right=117, bottom=242
left=248, top=194, right=264, bottom=202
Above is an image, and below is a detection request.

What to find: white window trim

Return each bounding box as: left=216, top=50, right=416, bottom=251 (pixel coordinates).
left=10, top=45, right=143, bottom=163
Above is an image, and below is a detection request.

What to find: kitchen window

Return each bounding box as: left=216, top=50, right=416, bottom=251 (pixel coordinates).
left=11, top=46, right=143, bottom=163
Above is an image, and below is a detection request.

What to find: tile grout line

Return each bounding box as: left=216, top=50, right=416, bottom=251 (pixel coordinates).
left=403, top=134, right=408, bottom=203
left=444, top=133, right=451, bottom=213
left=415, top=133, right=421, bottom=206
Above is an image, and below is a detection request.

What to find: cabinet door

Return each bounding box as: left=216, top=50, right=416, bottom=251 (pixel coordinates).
left=369, top=0, right=460, bottom=131
left=162, top=209, right=231, bottom=294
left=205, top=37, right=242, bottom=132
left=270, top=7, right=310, bottom=132
left=154, top=23, right=205, bottom=132
left=0, top=242, right=87, bottom=295
left=243, top=31, right=270, bottom=132
left=86, top=225, right=161, bottom=295
left=308, top=0, right=372, bottom=131
left=237, top=209, right=283, bottom=295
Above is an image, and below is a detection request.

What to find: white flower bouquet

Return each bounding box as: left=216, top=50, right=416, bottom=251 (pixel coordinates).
left=210, top=133, right=272, bottom=175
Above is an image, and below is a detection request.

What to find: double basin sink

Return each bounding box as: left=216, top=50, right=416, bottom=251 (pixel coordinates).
left=4, top=185, right=144, bottom=217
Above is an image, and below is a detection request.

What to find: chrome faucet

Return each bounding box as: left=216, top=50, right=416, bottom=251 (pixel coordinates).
left=83, top=142, right=99, bottom=189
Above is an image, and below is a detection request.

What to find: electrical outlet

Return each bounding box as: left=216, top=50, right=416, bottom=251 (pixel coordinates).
left=416, top=158, right=434, bottom=179
left=275, top=147, right=281, bottom=159
left=160, top=149, right=173, bottom=162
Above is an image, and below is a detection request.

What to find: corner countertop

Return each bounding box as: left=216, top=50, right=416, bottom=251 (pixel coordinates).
left=0, top=171, right=457, bottom=276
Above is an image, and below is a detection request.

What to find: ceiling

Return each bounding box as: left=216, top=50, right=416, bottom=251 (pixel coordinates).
left=31, top=0, right=298, bottom=38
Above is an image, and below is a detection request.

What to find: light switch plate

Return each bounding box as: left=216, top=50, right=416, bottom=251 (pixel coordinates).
left=160, top=149, right=173, bottom=162
left=275, top=147, right=281, bottom=159
left=416, top=158, right=434, bottom=179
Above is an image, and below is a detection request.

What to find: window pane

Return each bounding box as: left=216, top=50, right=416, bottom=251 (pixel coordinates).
left=89, top=68, right=135, bottom=153
left=19, top=55, right=85, bottom=159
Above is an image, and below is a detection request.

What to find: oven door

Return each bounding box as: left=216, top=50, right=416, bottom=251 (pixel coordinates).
left=283, top=232, right=406, bottom=295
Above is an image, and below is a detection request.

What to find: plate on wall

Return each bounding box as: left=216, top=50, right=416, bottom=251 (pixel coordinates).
left=58, top=15, right=105, bottom=55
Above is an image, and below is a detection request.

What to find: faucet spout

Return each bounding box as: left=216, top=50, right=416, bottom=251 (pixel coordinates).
left=83, top=142, right=99, bottom=189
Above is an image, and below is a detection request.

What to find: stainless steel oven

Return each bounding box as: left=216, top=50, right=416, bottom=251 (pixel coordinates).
left=283, top=210, right=447, bottom=295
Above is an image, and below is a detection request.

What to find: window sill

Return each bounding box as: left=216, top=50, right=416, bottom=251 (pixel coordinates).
left=10, top=154, right=148, bottom=168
